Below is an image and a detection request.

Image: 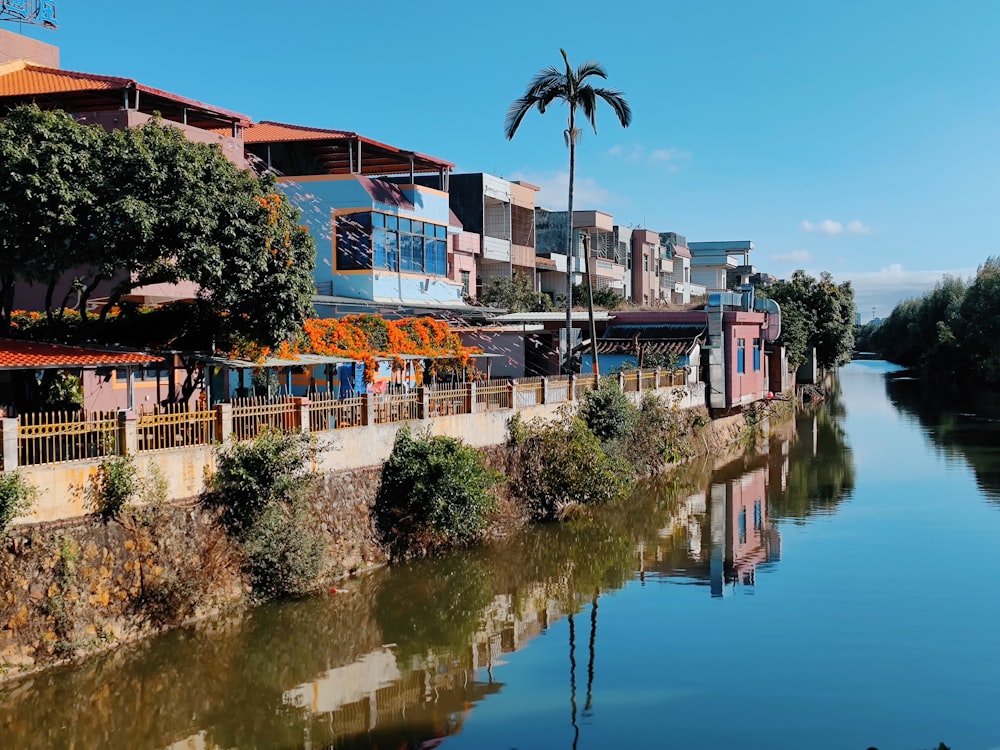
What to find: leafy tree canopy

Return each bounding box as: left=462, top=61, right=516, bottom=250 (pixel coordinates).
left=479, top=273, right=553, bottom=313
left=0, top=105, right=315, bottom=350
left=761, top=270, right=856, bottom=370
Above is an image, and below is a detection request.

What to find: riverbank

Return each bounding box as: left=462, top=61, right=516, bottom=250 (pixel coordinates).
left=0, top=396, right=793, bottom=682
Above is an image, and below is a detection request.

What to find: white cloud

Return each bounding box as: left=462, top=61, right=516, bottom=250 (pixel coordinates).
left=509, top=170, right=615, bottom=210
left=772, top=250, right=812, bottom=264
left=801, top=218, right=873, bottom=236
left=827, top=264, right=977, bottom=318
left=801, top=219, right=843, bottom=236
left=609, top=144, right=690, bottom=171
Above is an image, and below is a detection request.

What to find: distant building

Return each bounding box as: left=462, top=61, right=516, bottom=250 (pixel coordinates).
left=688, top=240, right=754, bottom=292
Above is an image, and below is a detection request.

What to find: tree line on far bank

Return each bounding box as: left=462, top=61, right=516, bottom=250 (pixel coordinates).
left=856, top=257, right=1000, bottom=384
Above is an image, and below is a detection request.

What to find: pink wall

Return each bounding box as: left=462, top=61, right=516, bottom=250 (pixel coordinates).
left=723, top=312, right=767, bottom=408
left=450, top=232, right=480, bottom=298
left=727, top=467, right=769, bottom=576
left=631, top=229, right=661, bottom=304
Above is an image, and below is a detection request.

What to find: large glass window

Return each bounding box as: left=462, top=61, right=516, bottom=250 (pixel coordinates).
left=753, top=338, right=762, bottom=371
left=335, top=213, right=372, bottom=271
left=737, top=337, right=746, bottom=374
left=370, top=213, right=448, bottom=275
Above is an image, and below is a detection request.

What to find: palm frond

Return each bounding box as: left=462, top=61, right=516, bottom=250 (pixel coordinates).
left=504, top=96, right=537, bottom=140
left=594, top=87, right=633, bottom=128
left=575, top=60, right=608, bottom=83
left=576, top=86, right=600, bottom=133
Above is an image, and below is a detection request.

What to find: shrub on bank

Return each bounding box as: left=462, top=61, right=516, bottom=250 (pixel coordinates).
left=0, top=471, right=36, bottom=535
left=205, top=429, right=324, bottom=599
left=616, top=393, right=701, bottom=474
left=507, top=412, right=632, bottom=520
left=94, top=455, right=140, bottom=520
left=578, top=379, right=638, bottom=444
left=375, top=427, right=501, bottom=557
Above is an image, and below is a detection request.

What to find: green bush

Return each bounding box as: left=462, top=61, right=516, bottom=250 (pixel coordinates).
left=241, top=501, right=325, bottom=599
left=205, top=429, right=324, bottom=599
left=376, top=427, right=501, bottom=556
left=95, top=454, right=139, bottom=520
left=0, top=471, right=36, bottom=534
left=617, top=393, right=697, bottom=474
left=206, top=428, right=315, bottom=537
left=579, top=380, right=638, bottom=443
left=508, top=412, right=631, bottom=520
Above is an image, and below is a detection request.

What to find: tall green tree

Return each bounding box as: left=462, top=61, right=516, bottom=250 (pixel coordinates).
left=0, top=105, right=315, bottom=353
left=0, top=106, right=103, bottom=330
left=479, top=273, right=552, bottom=313
left=762, top=270, right=856, bottom=370
left=504, top=50, right=632, bottom=375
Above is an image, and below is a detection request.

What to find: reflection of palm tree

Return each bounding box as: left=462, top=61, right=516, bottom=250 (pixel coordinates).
left=505, top=50, right=631, bottom=374
left=569, top=612, right=580, bottom=749
left=584, top=593, right=598, bottom=716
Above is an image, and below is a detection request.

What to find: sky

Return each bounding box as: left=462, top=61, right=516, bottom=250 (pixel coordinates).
left=7, top=0, right=1000, bottom=318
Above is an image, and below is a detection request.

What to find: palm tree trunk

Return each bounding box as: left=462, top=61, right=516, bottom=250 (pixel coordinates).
left=583, top=234, right=600, bottom=377
left=565, top=108, right=576, bottom=375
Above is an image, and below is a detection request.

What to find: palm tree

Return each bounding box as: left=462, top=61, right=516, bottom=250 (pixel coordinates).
left=505, top=49, right=632, bottom=376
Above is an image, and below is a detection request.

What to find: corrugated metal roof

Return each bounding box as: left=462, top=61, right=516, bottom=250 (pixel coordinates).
left=0, top=339, right=161, bottom=370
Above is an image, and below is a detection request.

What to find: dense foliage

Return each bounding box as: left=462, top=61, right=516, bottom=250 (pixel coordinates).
left=579, top=380, right=638, bottom=443
left=864, top=258, right=1000, bottom=384
left=375, top=427, right=501, bottom=557
left=479, top=274, right=553, bottom=313
left=571, top=283, right=625, bottom=310
left=507, top=411, right=632, bottom=519
left=0, top=471, right=36, bottom=535
left=760, top=270, right=856, bottom=369
left=205, top=430, right=323, bottom=599
left=94, top=455, right=140, bottom=521
left=0, top=105, right=316, bottom=351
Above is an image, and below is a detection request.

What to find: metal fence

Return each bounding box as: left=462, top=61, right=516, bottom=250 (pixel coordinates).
left=231, top=396, right=300, bottom=441
left=640, top=370, right=658, bottom=391
left=547, top=376, right=570, bottom=403
left=137, top=404, right=215, bottom=452
left=573, top=374, right=598, bottom=400
left=476, top=381, right=513, bottom=412
left=17, top=410, right=119, bottom=466
left=514, top=377, right=545, bottom=408
left=621, top=371, right=640, bottom=393
left=428, top=388, right=469, bottom=418
left=373, top=392, right=421, bottom=425
left=309, top=396, right=365, bottom=432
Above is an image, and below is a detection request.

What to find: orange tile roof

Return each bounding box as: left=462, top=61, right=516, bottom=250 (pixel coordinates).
left=0, top=61, right=251, bottom=126
left=0, top=339, right=160, bottom=370
left=0, top=61, right=130, bottom=96
left=244, top=120, right=356, bottom=143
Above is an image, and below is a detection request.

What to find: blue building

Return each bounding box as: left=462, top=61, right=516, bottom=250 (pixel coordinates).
left=244, top=121, right=467, bottom=311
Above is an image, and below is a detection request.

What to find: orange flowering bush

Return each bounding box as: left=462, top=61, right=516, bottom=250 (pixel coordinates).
left=231, top=315, right=480, bottom=384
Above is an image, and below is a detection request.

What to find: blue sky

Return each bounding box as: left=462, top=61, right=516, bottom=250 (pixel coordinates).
left=9, top=0, right=1000, bottom=317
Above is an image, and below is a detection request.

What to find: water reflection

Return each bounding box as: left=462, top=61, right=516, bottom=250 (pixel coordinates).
left=0, top=403, right=857, bottom=749
left=887, top=375, right=1000, bottom=504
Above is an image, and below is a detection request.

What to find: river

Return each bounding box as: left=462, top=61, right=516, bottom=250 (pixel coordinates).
left=2, top=360, right=999, bottom=749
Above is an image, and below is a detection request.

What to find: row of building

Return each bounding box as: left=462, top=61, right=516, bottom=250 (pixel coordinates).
left=0, top=30, right=773, bottom=317
left=1, top=30, right=792, bottom=413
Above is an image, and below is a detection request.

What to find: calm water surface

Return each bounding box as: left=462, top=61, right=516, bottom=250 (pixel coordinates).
left=3, top=361, right=1000, bottom=749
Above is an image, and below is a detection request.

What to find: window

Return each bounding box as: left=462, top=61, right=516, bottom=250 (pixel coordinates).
left=370, top=214, right=448, bottom=275
left=643, top=254, right=649, bottom=272
left=335, top=213, right=372, bottom=270
left=737, top=337, right=746, bottom=374
left=753, top=338, right=762, bottom=371
left=461, top=270, right=471, bottom=296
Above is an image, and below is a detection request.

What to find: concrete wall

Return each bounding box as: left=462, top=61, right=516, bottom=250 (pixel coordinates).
left=723, top=314, right=768, bottom=407
left=0, top=28, right=59, bottom=66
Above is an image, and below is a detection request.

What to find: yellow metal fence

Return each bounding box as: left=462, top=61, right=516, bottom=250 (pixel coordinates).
left=137, top=404, right=215, bottom=452
left=17, top=410, right=119, bottom=466
left=373, top=392, right=421, bottom=425
left=231, top=397, right=300, bottom=441
left=476, top=381, right=513, bottom=411
left=428, top=388, right=469, bottom=417
left=309, top=396, right=365, bottom=432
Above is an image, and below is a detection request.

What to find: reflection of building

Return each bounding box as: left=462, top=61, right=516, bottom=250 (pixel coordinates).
left=642, top=461, right=783, bottom=596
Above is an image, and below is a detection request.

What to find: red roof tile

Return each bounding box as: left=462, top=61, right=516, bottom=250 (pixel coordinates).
left=0, top=339, right=160, bottom=370
left=244, top=120, right=356, bottom=143
left=0, top=62, right=129, bottom=96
